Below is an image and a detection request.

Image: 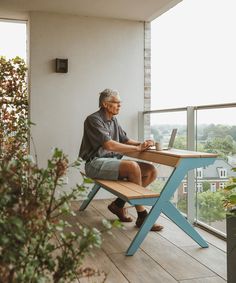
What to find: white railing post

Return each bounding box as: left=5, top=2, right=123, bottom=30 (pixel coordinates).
left=138, top=111, right=145, bottom=141
left=187, top=106, right=195, bottom=224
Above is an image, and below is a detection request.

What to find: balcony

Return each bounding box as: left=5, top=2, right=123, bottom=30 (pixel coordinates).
left=1, top=1, right=234, bottom=282
left=141, top=103, right=236, bottom=238
left=71, top=199, right=226, bottom=283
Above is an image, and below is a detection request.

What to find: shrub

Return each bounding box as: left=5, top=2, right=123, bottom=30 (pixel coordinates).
left=0, top=57, right=117, bottom=282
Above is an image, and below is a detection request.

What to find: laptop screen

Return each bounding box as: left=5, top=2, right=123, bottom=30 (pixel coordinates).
left=167, top=128, right=178, bottom=149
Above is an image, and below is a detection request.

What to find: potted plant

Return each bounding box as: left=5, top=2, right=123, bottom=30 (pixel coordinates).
left=224, top=168, right=236, bottom=283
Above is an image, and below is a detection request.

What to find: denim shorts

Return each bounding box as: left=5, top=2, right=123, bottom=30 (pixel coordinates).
left=85, top=157, right=122, bottom=180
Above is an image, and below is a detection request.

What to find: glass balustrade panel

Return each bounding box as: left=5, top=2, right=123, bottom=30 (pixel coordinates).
left=146, top=112, right=188, bottom=214
left=195, top=107, right=236, bottom=234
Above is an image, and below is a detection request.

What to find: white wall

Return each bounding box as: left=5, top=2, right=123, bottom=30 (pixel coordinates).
left=29, top=12, right=144, bottom=197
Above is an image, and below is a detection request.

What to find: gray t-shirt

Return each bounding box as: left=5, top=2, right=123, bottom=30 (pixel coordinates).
left=79, top=108, right=129, bottom=161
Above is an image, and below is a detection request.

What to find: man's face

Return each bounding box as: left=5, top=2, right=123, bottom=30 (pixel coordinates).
left=103, top=95, right=122, bottom=116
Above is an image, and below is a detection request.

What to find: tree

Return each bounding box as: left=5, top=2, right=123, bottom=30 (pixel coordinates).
left=203, top=135, right=236, bottom=159
left=151, top=126, right=161, bottom=141
left=197, top=191, right=225, bottom=225
left=174, top=136, right=186, bottom=150
left=177, top=196, right=187, bottom=214
left=202, top=124, right=231, bottom=140
left=202, top=181, right=210, bottom=192
left=149, top=178, right=165, bottom=194
left=229, top=126, right=236, bottom=141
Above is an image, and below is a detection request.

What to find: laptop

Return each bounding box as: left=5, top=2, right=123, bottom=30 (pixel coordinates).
left=149, top=128, right=178, bottom=150
left=164, top=128, right=177, bottom=150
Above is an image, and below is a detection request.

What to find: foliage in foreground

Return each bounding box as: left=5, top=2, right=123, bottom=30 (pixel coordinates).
left=0, top=56, right=121, bottom=282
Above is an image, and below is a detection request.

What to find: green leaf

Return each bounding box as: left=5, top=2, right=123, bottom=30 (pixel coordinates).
left=112, top=219, right=123, bottom=229
left=0, top=235, right=9, bottom=245
left=10, top=216, right=23, bottom=228
left=224, top=184, right=236, bottom=191
left=102, top=219, right=112, bottom=229
left=83, top=177, right=94, bottom=184
left=229, top=195, right=236, bottom=204
left=53, top=148, right=63, bottom=158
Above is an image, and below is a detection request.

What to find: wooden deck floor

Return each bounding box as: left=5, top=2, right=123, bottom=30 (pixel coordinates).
left=70, top=199, right=227, bottom=283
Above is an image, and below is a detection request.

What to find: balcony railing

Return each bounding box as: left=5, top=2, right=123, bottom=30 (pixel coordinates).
left=140, top=102, right=236, bottom=238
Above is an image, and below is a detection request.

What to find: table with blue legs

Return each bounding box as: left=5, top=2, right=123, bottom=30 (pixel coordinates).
left=124, top=148, right=217, bottom=256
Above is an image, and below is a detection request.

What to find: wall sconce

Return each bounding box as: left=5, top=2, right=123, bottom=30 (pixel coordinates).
left=55, top=58, right=68, bottom=73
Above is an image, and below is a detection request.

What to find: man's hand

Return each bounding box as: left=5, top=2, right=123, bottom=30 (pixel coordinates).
left=145, top=140, right=155, bottom=147
left=137, top=140, right=154, bottom=151
left=104, top=139, right=155, bottom=154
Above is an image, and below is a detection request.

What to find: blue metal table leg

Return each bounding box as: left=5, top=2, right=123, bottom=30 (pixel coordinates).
left=126, top=157, right=215, bottom=255
left=126, top=163, right=189, bottom=256
left=126, top=200, right=163, bottom=256
left=79, top=183, right=101, bottom=211
left=163, top=201, right=208, bottom=247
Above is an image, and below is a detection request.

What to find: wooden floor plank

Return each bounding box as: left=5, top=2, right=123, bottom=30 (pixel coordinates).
left=109, top=250, right=178, bottom=283
left=139, top=232, right=215, bottom=280
left=74, top=203, right=135, bottom=254
left=79, top=249, right=129, bottom=283
left=195, top=227, right=226, bottom=252
left=179, top=276, right=226, bottom=283
left=181, top=244, right=227, bottom=280
left=70, top=200, right=227, bottom=283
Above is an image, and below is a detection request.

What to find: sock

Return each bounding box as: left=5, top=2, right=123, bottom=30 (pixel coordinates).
left=137, top=210, right=148, bottom=218
left=114, top=198, right=125, bottom=208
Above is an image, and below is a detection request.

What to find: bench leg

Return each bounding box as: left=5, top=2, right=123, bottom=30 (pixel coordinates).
left=163, top=201, right=208, bottom=248
left=79, top=183, right=101, bottom=211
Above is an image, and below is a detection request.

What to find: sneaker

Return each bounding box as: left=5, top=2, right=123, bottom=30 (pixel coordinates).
left=108, top=201, right=133, bottom=222
left=136, top=211, right=164, bottom=231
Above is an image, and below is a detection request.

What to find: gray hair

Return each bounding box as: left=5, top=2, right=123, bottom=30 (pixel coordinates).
left=99, top=88, right=119, bottom=108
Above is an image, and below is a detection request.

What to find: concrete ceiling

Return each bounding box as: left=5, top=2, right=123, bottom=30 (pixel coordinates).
left=0, top=0, right=182, bottom=21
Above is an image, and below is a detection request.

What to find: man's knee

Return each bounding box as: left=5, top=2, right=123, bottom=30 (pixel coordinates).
left=128, top=161, right=140, bottom=172
left=145, top=163, right=158, bottom=180
left=119, top=160, right=141, bottom=178
left=151, top=166, right=158, bottom=180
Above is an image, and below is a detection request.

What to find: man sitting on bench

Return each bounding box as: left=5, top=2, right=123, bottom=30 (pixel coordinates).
left=79, top=88, right=163, bottom=231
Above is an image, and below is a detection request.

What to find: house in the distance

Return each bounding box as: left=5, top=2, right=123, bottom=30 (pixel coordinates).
left=178, top=159, right=236, bottom=198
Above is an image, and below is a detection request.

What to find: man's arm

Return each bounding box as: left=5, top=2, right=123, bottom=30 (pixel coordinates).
left=103, top=139, right=153, bottom=154
left=125, top=139, right=141, bottom=146
left=126, top=139, right=155, bottom=147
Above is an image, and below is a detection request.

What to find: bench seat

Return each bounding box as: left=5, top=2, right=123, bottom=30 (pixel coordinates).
left=79, top=172, right=160, bottom=209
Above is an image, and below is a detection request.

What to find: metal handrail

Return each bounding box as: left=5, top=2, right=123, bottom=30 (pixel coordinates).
left=143, top=102, right=236, bottom=114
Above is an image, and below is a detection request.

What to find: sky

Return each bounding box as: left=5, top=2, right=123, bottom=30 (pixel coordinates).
left=0, top=20, right=27, bottom=60
left=0, top=1, right=235, bottom=125
left=151, top=0, right=236, bottom=125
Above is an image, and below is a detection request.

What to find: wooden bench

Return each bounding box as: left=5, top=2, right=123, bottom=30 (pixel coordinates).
left=79, top=172, right=160, bottom=211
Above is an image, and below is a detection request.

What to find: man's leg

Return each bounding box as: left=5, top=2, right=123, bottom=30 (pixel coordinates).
left=110, top=160, right=163, bottom=231
left=134, top=162, right=163, bottom=231
left=108, top=160, right=140, bottom=222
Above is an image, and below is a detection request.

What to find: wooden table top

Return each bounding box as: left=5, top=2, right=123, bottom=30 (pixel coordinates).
left=125, top=148, right=217, bottom=167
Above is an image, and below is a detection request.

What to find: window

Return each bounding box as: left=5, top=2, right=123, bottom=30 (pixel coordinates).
left=210, top=183, right=216, bottom=192
left=183, top=183, right=187, bottom=194
left=0, top=20, right=27, bottom=60
left=218, top=168, right=227, bottom=178
left=196, top=168, right=203, bottom=179
left=196, top=182, right=203, bottom=193
left=0, top=20, right=28, bottom=153
left=219, top=182, right=225, bottom=189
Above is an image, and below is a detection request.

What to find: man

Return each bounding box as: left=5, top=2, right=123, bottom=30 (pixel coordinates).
left=79, top=89, right=163, bottom=231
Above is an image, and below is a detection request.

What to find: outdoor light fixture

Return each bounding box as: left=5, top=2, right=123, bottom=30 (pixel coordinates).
left=55, top=58, right=68, bottom=73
